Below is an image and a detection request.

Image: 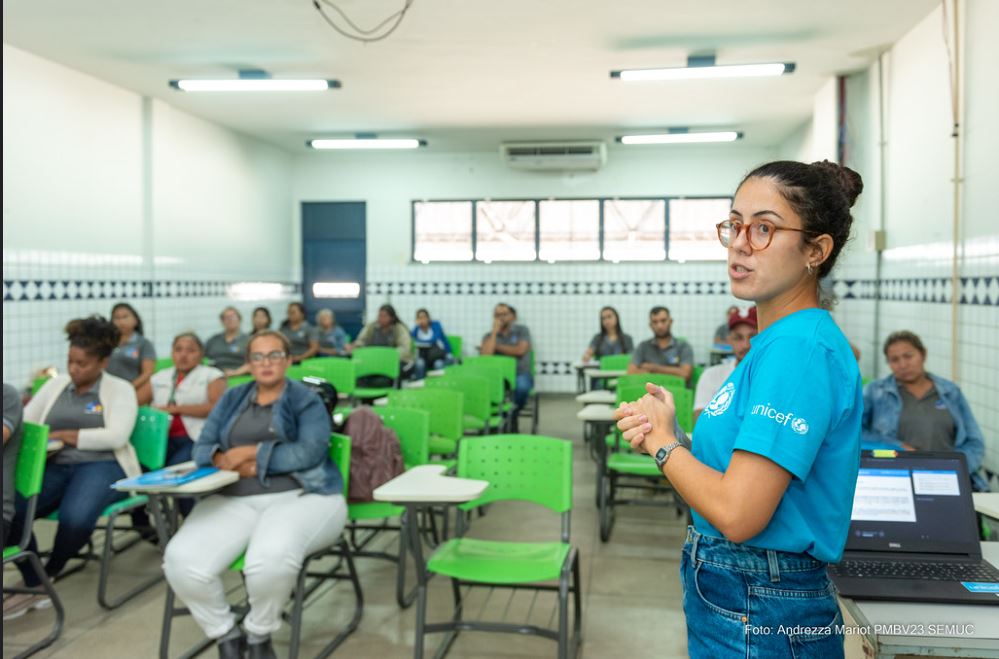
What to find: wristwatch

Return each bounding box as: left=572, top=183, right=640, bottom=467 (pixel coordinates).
left=653, top=441, right=683, bottom=470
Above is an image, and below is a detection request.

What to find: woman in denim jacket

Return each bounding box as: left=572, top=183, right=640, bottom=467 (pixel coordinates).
left=864, top=330, right=989, bottom=492
left=163, top=330, right=345, bottom=659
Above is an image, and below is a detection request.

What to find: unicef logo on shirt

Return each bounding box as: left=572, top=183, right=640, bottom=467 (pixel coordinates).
left=704, top=382, right=735, bottom=417
left=791, top=417, right=810, bottom=435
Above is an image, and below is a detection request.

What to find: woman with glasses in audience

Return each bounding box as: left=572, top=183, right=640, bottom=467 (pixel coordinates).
left=4, top=316, right=140, bottom=620
left=315, top=309, right=348, bottom=357
left=205, top=307, right=250, bottom=376
left=107, top=302, right=156, bottom=404
left=162, top=330, right=346, bottom=659
left=581, top=306, right=634, bottom=363
left=279, top=302, right=319, bottom=364
left=251, top=307, right=272, bottom=334
left=863, top=330, right=990, bottom=491
left=617, top=160, right=864, bottom=658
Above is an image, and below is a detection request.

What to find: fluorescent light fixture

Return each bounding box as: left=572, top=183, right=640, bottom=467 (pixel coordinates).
left=312, top=282, right=361, bottom=298
left=618, top=131, right=743, bottom=145
left=308, top=138, right=424, bottom=150
left=226, top=282, right=294, bottom=301
left=612, top=62, right=793, bottom=82
left=170, top=79, right=339, bottom=92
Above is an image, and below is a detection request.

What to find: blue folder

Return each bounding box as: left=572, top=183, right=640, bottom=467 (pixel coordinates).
left=115, top=465, right=219, bottom=489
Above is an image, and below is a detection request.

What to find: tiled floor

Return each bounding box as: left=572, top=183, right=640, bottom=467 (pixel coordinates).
left=2, top=395, right=859, bottom=659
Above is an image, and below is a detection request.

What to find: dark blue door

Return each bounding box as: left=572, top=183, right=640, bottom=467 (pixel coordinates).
left=301, top=202, right=366, bottom=340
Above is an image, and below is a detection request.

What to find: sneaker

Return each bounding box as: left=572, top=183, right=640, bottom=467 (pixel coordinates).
left=3, top=592, right=52, bottom=621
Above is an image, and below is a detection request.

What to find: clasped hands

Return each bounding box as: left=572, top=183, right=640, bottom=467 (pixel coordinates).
left=212, top=445, right=258, bottom=478
left=613, top=383, right=678, bottom=455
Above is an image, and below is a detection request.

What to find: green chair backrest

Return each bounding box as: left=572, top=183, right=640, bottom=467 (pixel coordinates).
left=426, top=374, right=490, bottom=425
left=457, top=434, right=572, bottom=513
left=447, top=363, right=504, bottom=407
left=131, top=407, right=171, bottom=471
left=387, top=389, right=464, bottom=442
left=691, top=365, right=704, bottom=392
left=599, top=354, right=631, bottom=371
left=154, top=357, right=174, bottom=373
left=329, top=432, right=351, bottom=492
left=614, top=381, right=694, bottom=435
left=299, top=357, right=356, bottom=395
left=617, top=373, right=686, bottom=395
left=228, top=374, right=255, bottom=388
left=16, top=422, right=49, bottom=499
left=31, top=376, right=51, bottom=396
left=285, top=364, right=309, bottom=381
left=373, top=406, right=430, bottom=468
left=446, top=335, right=463, bottom=360
left=353, top=346, right=401, bottom=381
left=465, top=355, right=516, bottom=391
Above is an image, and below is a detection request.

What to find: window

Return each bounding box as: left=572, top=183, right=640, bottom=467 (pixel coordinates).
left=668, top=198, right=731, bottom=261
left=413, top=201, right=473, bottom=262
left=475, top=200, right=536, bottom=262
left=603, top=199, right=666, bottom=261
left=538, top=200, right=599, bottom=262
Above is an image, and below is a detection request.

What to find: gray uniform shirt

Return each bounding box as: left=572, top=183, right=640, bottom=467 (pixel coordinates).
left=631, top=337, right=695, bottom=369
left=220, top=401, right=299, bottom=497
left=588, top=333, right=634, bottom=358
left=46, top=377, right=115, bottom=464
left=281, top=323, right=318, bottom=358
left=483, top=324, right=532, bottom=376
left=205, top=332, right=250, bottom=371
left=898, top=385, right=957, bottom=452
left=3, top=384, right=24, bottom=528
left=107, top=333, right=156, bottom=382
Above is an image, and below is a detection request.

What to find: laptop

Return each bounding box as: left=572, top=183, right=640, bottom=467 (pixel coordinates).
left=828, top=450, right=999, bottom=605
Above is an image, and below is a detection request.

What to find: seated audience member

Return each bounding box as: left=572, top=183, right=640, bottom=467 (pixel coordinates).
left=694, top=307, right=758, bottom=423
left=411, top=308, right=454, bottom=378
left=582, top=306, right=633, bottom=363
left=279, top=302, right=319, bottom=364
left=107, top=302, right=156, bottom=404
left=251, top=307, right=272, bottom=333
left=712, top=305, right=740, bottom=346
left=627, top=306, right=694, bottom=383
left=347, top=304, right=415, bottom=377
left=863, top=330, right=990, bottom=491
left=316, top=309, right=348, bottom=357
left=480, top=303, right=533, bottom=430
left=3, top=317, right=139, bottom=619
left=205, top=307, right=250, bottom=376
left=162, top=330, right=346, bottom=659
left=3, top=383, right=24, bottom=547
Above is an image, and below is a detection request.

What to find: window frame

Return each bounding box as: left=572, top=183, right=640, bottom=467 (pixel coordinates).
left=410, top=195, right=732, bottom=264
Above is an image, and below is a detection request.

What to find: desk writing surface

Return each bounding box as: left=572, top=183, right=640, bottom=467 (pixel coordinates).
left=577, top=404, right=616, bottom=422
left=373, top=465, right=488, bottom=504
left=974, top=493, right=999, bottom=521
left=573, top=361, right=599, bottom=370
left=586, top=369, right=627, bottom=380
left=112, top=461, right=239, bottom=494
left=575, top=390, right=615, bottom=405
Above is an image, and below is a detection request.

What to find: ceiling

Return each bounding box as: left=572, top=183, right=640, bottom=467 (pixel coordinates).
left=3, top=0, right=938, bottom=153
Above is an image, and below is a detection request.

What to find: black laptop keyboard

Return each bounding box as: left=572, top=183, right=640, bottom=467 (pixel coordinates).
left=830, top=559, right=999, bottom=582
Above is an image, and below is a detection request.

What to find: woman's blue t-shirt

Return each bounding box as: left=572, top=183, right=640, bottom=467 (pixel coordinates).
left=691, top=308, right=862, bottom=563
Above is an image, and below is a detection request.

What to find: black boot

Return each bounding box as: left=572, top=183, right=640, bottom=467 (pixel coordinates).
left=217, top=632, right=246, bottom=659
left=248, top=638, right=277, bottom=659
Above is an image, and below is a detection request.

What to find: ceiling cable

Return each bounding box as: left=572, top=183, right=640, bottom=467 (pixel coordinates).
left=312, top=0, right=414, bottom=43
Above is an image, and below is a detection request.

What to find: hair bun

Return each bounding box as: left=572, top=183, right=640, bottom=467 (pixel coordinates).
left=811, top=160, right=864, bottom=208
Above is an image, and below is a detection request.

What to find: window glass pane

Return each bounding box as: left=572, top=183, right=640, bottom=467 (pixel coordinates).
left=538, top=200, right=599, bottom=262
left=668, top=198, right=731, bottom=261
left=413, top=201, right=473, bottom=262
left=476, top=201, right=536, bottom=262
left=603, top=199, right=666, bottom=261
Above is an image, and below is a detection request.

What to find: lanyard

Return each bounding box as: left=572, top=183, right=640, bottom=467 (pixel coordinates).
left=167, top=371, right=186, bottom=406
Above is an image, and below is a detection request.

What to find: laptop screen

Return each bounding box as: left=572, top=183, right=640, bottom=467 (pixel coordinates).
left=844, top=451, right=981, bottom=556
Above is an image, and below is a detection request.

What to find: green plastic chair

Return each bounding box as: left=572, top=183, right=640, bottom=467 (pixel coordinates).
left=447, top=362, right=507, bottom=431
left=691, top=365, right=705, bottom=392
left=31, top=376, right=52, bottom=396
left=227, top=374, right=255, bottom=388
left=153, top=357, right=174, bottom=373
left=598, top=354, right=631, bottom=371
left=346, top=407, right=431, bottom=608
left=419, top=435, right=582, bottom=658
left=446, top=335, right=463, bottom=362
left=353, top=346, right=402, bottom=400
left=3, top=423, right=65, bottom=658
left=162, top=434, right=363, bottom=659
left=426, top=373, right=497, bottom=435
left=300, top=357, right=356, bottom=396
left=464, top=355, right=515, bottom=392
left=387, top=389, right=463, bottom=457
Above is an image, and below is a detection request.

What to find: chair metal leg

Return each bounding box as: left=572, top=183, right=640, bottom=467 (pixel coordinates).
left=97, top=507, right=164, bottom=610
left=7, top=551, right=65, bottom=659
left=571, top=551, right=583, bottom=658
left=395, top=514, right=418, bottom=609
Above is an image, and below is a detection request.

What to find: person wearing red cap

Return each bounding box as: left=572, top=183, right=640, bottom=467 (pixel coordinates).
left=693, top=307, right=758, bottom=423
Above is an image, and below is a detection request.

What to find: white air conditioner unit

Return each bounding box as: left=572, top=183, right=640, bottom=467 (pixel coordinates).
left=500, top=141, right=607, bottom=172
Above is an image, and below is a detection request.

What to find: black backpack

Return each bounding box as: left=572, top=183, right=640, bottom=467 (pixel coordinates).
left=301, top=376, right=338, bottom=416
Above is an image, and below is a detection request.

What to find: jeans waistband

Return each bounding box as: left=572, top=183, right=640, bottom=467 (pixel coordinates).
left=684, top=526, right=826, bottom=580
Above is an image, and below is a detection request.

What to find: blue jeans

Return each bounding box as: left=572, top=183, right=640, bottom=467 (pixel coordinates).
left=414, top=354, right=456, bottom=380
left=514, top=373, right=533, bottom=409
left=681, top=526, right=844, bottom=659
left=9, top=460, right=126, bottom=586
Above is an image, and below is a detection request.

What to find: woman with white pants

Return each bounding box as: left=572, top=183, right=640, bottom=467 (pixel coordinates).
left=163, top=330, right=347, bottom=659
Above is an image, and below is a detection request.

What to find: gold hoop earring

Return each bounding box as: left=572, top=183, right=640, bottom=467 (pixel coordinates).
left=806, top=263, right=815, bottom=276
